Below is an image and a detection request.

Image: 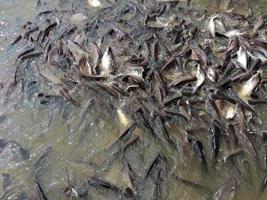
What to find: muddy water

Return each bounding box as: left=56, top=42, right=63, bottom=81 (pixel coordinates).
left=1, top=0, right=267, bottom=199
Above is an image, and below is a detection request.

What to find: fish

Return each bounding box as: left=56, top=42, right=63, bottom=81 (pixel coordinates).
left=251, top=15, right=264, bottom=37
left=206, top=67, right=217, bottom=82
left=37, top=67, right=62, bottom=84
left=236, top=46, right=247, bottom=69
left=155, top=115, right=176, bottom=147
left=2, top=173, right=12, bottom=191
left=208, top=15, right=226, bottom=38
left=43, top=22, right=57, bottom=37
left=164, top=108, right=190, bottom=122
left=117, top=109, right=134, bottom=127
left=236, top=105, right=258, bottom=161
left=238, top=72, right=261, bottom=101
left=172, top=173, right=211, bottom=192
left=154, top=70, right=166, bottom=103
left=91, top=42, right=102, bottom=71
left=215, top=100, right=236, bottom=120
left=225, top=3, right=252, bottom=18
left=123, top=161, right=137, bottom=192
left=218, top=29, right=244, bottom=38
left=66, top=40, right=88, bottom=63
left=261, top=144, right=267, bottom=171
left=80, top=98, right=94, bottom=124
left=34, top=146, right=52, bottom=176
left=11, top=35, right=22, bottom=45
left=260, top=174, right=267, bottom=195
left=168, top=73, right=196, bottom=87
left=88, top=177, right=121, bottom=193
left=123, top=187, right=135, bottom=199
left=35, top=179, right=49, bottom=200
left=209, top=120, right=222, bottom=161
left=88, top=0, right=101, bottom=7
left=1, top=174, right=29, bottom=200
left=109, top=26, right=127, bottom=40
left=0, top=115, right=7, bottom=124
left=70, top=13, right=87, bottom=25
left=95, top=82, right=121, bottom=97
left=64, top=168, right=79, bottom=199
left=186, top=133, right=207, bottom=171
left=212, top=178, right=238, bottom=200
left=100, top=47, right=114, bottom=75
left=144, top=153, right=163, bottom=181
left=153, top=169, right=163, bottom=200
left=19, top=51, right=43, bottom=61
left=240, top=159, right=252, bottom=183
left=17, top=47, right=36, bottom=60
left=205, top=94, right=221, bottom=120
left=209, top=15, right=218, bottom=38
left=193, top=65, right=205, bottom=93
left=228, top=88, right=255, bottom=112
left=45, top=83, right=79, bottom=106
left=226, top=124, right=238, bottom=148
left=0, top=139, right=30, bottom=164
left=78, top=56, right=93, bottom=77
left=64, top=185, right=79, bottom=199
left=59, top=25, right=77, bottom=39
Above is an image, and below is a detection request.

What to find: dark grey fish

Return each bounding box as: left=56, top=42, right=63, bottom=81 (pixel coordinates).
left=11, top=35, right=22, bottom=45
left=19, top=52, right=43, bottom=61
left=0, top=139, right=30, bottom=164
left=260, top=173, right=267, bottom=195
left=2, top=173, right=12, bottom=191
left=172, top=173, right=211, bottom=193
left=186, top=133, right=207, bottom=171
left=212, top=178, right=238, bottom=200
left=123, top=187, right=135, bottom=199
left=123, top=160, right=137, bottom=191
left=155, top=116, right=176, bottom=148
left=88, top=177, right=121, bottom=194
left=34, top=146, right=52, bottom=176
left=144, top=153, right=163, bottom=181
left=236, top=105, right=258, bottom=161
left=209, top=120, right=222, bottom=161
left=228, top=88, right=259, bottom=120
left=17, top=47, right=36, bottom=60
left=240, top=159, right=252, bottom=184
left=43, top=22, right=57, bottom=37
left=36, top=10, right=54, bottom=17
left=58, top=25, right=77, bottom=39
left=35, top=179, right=49, bottom=200
left=23, top=25, right=39, bottom=40
left=0, top=115, right=7, bottom=124
left=162, top=93, right=182, bottom=106
left=153, top=169, right=163, bottom=200
left=205, top=93, right=221, bottom=120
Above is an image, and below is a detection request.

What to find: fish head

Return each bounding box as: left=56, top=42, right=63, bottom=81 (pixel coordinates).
left=206, top=67, right=217, bottom=82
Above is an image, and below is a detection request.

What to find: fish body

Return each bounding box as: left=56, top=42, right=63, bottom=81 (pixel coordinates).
left=88, top=0, right=101, bottom=7
left=0, top=139, right=30, bottom=165
left=101, top=47, right=114, bottom=75
left=209, top=15, right=218, bottom=38
left=238, top=72, right=261, bottom=101
left=187, top=134, right=207, bottom=171
left=194, top=65, right=205, bottom=93
left=213, top=178, right=237, bottom=200
left=209, top=120, right=221, bottom=161
left=236, top=46, right=247, bottom=69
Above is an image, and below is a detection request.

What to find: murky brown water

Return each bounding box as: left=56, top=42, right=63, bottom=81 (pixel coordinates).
left=1, top=0, right=267, bottom=199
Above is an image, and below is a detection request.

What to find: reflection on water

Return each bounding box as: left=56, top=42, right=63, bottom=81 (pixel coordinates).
left=0, top=0, right=267, bottom=199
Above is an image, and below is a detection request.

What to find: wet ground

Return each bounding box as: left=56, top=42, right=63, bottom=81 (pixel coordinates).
left=1, top=0, right=267, bottom=199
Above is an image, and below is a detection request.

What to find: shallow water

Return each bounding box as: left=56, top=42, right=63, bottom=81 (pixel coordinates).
left=0, top=0, right=267, bottom=199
